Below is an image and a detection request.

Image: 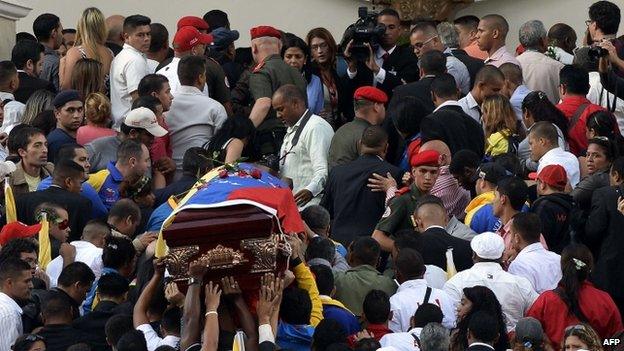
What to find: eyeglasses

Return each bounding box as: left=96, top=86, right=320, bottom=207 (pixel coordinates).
left=412, top=36, right=437, bottom=49
left=310, top=42, right=329, bottom=51
left=54, top=219, right=69, bottom=230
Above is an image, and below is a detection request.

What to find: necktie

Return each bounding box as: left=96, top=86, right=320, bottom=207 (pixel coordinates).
left=382, top=52, right=389, bottom=62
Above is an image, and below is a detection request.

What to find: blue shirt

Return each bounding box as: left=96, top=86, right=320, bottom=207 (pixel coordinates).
left=470, top=203, right=530, bottom=234
left=87, top=161, right=124, bottom=210
left=322, top=304, right=361, bottom=335
left=46, top=128, right=76, bottom=163
left=37, top=177, right=108, bottom=219
left=307, top=74, right=324, bottom=115
left=510, top=85, right=532, bottom=122
left=147, top=201, right=174, bottom=232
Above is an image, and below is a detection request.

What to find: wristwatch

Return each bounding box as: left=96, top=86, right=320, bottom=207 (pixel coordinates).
left=188, top=277, right=202, bottom=286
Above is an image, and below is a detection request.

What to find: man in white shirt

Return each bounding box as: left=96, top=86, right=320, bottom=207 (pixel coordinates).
left=389, top=248, right=456, bottom=332
left=410, top=22, right=471, bottom=95
left=529, top=121, right=580, bottom=188
left=275, top=84, right=333, bottom=209
left=516, top=20, right=564, bottom=104
left=167, top=55, right=227, bottom=178
left=0, top=258, right=32, bottom=350
left=458, top=65, right=505, bottom=123
left=380, top=303, right=444, bottom=351
left=110, top=15, right=152, bottom=129
left=156, top=25, right=212, bottom=95
left=443, top=232, right=539, bottom=332
left=47, top=220, right=109, bottom=287
left=0, top=61, right=26, bottom=136
left=508, top=213, right=561, bottom=293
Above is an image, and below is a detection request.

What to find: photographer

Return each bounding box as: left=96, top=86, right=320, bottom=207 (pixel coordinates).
left=343, top=8, right=419, bottom=98
left=586, top=1, right=624, bottom=76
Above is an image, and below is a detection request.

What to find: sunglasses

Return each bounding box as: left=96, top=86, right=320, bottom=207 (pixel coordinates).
left=24, top=334, right=45, bottom=342
left=412, top=35, right=437, bottom=49
left=565, top=324, right=586, bottom=334
left=54, top=219, right=69, bottom=230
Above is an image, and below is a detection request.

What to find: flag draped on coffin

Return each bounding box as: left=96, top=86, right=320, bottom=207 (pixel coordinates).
left=161, top=163, right=305, bottom=234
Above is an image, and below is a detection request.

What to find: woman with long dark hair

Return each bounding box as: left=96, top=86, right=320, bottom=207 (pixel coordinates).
left=281, top=35, right=324, bottom=117
left=518, top=91, right=569, bottom=172
left=390, top=96, right=429, bottom=172
left=571, top=137, right=617, bottom=209
left=205, top=115, right=255, bottom=165
left=306, top=27, right=354, bottom=127
left=527, top=244, right=623, bottom=349
left=450, top=285, right=510, bottom=351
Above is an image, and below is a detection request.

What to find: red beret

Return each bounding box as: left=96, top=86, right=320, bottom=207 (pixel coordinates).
left=0, top=222, right=41, bottom=246
left=537, top=164, right=568, bottom=190
left=250, top=26, right=281, bottom=40
left=410, top=150, right=441, bottom=168
left=353, top=86, right=388, bottom=104
left=177, top=16, right=209, bottom=31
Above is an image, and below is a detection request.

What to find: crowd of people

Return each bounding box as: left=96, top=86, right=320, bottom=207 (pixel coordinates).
left=2, top=1, right=624, bottom=351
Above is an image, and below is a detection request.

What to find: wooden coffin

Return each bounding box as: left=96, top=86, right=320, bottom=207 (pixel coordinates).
left=163, top=204, right=288, bottom=291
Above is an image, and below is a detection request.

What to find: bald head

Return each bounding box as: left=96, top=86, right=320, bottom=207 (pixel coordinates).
left=414, top=195, right=448, bottom=230
left=252, top=36, right=281, bottom=63
left=481, top=14, right=509, bottom=39
left=420, top=140, right=450, bottom=166
left=106, top=15, right=125, bottom=44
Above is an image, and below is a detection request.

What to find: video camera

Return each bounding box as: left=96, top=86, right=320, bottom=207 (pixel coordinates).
left=340, top=7, right=386, bottom=61
left=588, top=45, right=609, bottom=61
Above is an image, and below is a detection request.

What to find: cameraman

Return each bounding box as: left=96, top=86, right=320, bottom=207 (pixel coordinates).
left=343, top=8, right=419, bottom=98
left=587, top=1, right=624, bottom=76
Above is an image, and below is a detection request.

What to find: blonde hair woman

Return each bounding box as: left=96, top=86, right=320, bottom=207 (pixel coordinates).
left=76, top=92, right=116, bottom=145
left=60, top=7, right=113, bottom=90
left=482, top=94, right=518, bottom=157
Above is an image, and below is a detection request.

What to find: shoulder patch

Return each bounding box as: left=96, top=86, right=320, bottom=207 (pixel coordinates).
left=395, top=187, right=410, bottom=196
left=252, top=61, right=265, bottom=73
left=382, top=206, right=391, bottom=218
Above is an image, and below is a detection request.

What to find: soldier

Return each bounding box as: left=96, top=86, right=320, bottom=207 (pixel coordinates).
left=372, top=150, right=441, bottom=252
left=248, top=26, right=307, bottom=157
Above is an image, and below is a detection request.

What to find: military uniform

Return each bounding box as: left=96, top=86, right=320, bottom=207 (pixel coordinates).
left=375, top=183, right=423, bottom=236
left=249, top=54, right=307, bottom=156
left=328, top=118, right=371, bottom=170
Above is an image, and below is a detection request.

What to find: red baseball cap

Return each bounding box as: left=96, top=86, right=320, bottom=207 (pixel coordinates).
left=410, top=150, right=441, bottom=168
left=0, top=222, right=42, bottom=246
left=537, top=164, right=568, bottom=190
left=353, top=86, right=388, bottom=104
left=177, top=16, right=209, bottom=31
left=250, top=26, right=281, bottom=40
left=173, top=26, right=213, bottom=52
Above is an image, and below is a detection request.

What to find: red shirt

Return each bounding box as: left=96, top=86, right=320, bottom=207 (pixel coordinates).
left=365, top=324, right=392, bottom=341
left=526, top=281, right=623, bottom=350
left=150, top=119, right=172, bottom=162
left=556, top=96, right=605, bottom=155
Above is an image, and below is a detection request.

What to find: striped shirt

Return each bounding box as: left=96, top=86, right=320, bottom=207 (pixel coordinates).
left=0, top=292, right=22, bottom=350
left=431, top=166, right=471, bottom=219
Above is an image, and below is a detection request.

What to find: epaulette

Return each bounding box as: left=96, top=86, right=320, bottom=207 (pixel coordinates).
left=395, top=187, right=410, bottom=196
left=252, top=61, right=265, bottom=73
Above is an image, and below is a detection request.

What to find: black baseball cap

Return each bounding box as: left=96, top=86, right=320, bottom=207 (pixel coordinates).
left=473, top=162, right=509, bottom=184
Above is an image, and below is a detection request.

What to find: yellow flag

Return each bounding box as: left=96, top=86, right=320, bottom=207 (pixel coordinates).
left=4, top=178, right=17, bottom=223
left=38, top=213, right=51, bottom=270
left=446, top=248, right=457, bottom=279
left=154, top=230, right=168, bottom=258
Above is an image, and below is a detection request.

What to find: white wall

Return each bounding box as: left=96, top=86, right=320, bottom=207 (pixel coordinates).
left=456, top=0, right=624, bottom=51
left=15, top=0, right=370, bottom=47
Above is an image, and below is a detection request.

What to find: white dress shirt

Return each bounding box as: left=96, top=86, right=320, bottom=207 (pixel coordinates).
left=458, top=92, right=481, bottom=123
left=380, top=327, right=422, bottom=351
left=443, top=262, right=539, bottom=332
left=147, top=58, right=159, bottom=74
left=588, top=71, right=624, bottom=135
left=0, top=91, right=25, bottom=135
left=508, top=242, right=561, bottom=294
left=166, top=85, right=227, bottom=178
left=517, top=50, right=564, bottom=104
left=156, top=57, right=209, bottom=96
left=537, top=147, right=580, bottom=188
left=110, top=44, right=150, bottom=128
left=444, top=47, right=471, bottom=95
left=389, top=279, right=456, bottom=332
left=46, top=240, right=104, bottom=288
left=0, top=292, right=23, bottom=351
left=280, top=110, right=334, bottom=208
left=137, top=323, right=180, bottom=351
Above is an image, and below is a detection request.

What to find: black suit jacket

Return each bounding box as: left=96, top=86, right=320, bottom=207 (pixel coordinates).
left=321, top=154, right=403, bottom=246
left=451, top=49, right=485, bottom=90
left=16, top=186, right=92, bottom=242
left=416, top=227, right=473, bottom=272
left=349, top=44, right=419, bottom=98
left=73, top=301, right=127, bottom=351
left=466, top=344, right=496, bottom=351
left=14, top=71, right=56, bottom=103
left=421, top=105, right=485, bottom=157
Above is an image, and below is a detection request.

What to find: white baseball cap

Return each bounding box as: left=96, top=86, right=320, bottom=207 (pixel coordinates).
left=123, top=107, right=168, bottom=137
left=470, top=232, right=505, bottom=260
